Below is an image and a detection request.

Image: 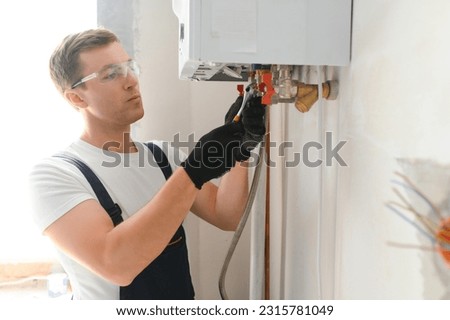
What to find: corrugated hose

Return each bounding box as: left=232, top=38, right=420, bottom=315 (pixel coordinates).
left=218, top=144, right=265, bottom=300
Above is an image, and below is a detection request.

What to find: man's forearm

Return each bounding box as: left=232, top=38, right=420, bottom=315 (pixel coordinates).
left=215, top=161, right=249, bottom=230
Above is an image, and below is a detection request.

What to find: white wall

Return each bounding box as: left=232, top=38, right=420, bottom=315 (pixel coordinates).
left=334, top=0, right=450, bottom=299
left=265, top=0, right=450, bottom=300
left=134, top=0, right=450, bottom=299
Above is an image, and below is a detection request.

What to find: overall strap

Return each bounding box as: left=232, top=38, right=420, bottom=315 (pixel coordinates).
left=145, top=142, right=173, bottom=179
left=54, top=142, right=173, bottom=227
left=54, top=153, right=124, bottom=226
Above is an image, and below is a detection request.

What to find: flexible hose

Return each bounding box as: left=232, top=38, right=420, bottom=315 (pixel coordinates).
left=219, top=144, right=265, bottom=300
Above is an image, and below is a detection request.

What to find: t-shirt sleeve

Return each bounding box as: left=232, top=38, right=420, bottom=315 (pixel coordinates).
left=28, top=157, right=96, bottom=233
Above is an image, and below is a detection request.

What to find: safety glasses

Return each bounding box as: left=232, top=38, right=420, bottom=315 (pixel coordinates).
left=71, top=60, right=140, bottom=89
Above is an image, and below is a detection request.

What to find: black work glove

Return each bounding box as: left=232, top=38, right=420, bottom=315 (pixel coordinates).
left=225, top=95, right=266, bottom=160
left=181, top=122, right=245, bottom=189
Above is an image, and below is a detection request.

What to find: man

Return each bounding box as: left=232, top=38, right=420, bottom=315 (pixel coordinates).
left=28, top=28, right=265, bottom=299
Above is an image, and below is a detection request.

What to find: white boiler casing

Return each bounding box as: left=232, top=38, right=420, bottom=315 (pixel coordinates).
left=172, top=0, right=352, bottom=81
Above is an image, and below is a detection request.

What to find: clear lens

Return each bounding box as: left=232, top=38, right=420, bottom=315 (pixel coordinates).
left=71, top=60, right=140, bottom=88
left=129, top=60, right=140, bottom=76
left=98, top=60, right=140, bottom=83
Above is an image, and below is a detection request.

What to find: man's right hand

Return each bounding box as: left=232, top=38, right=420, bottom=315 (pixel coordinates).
left=225, top=95, right=266, bottom=161
left=181, top=122, right=245, bottom=189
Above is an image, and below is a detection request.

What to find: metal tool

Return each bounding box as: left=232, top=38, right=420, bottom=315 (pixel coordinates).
left=233, top=84, right=254, bottom=123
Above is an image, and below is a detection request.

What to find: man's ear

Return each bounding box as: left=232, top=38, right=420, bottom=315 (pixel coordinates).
left=64, top=90, right=88, bottom=110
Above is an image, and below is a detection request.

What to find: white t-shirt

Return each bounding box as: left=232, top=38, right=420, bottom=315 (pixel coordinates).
left=28, top=139, right=185, bottom=299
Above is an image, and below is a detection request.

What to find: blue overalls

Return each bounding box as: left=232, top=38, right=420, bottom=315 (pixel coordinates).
left=56, top=142, right=195, bottom=300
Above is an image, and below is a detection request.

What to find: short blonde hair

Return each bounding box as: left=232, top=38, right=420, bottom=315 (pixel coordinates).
left=49, top=28, right=119, bottom=94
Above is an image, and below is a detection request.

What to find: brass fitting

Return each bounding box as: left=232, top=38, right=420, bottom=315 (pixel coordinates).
left=295, top=80, right=339, bottom=113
